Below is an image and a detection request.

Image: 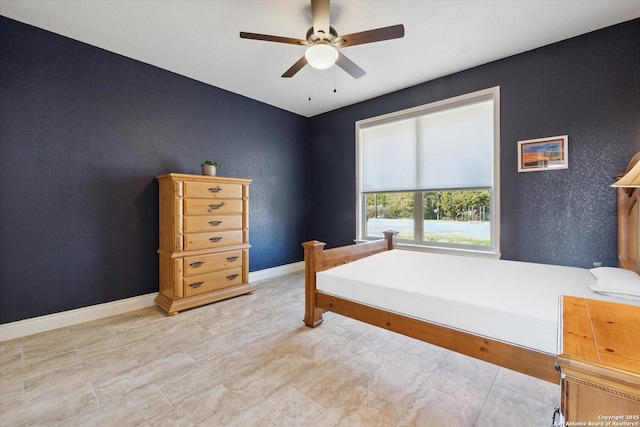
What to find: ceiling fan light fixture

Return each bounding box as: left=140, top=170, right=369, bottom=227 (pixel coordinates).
left=305, top=44, right=338, bottom=69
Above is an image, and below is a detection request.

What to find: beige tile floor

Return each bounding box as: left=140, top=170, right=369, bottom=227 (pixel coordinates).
left=0, top=272, right=559, bottom=426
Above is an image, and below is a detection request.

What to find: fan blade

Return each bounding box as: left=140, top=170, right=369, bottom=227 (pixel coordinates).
left=282, top=56, right=308, bottom=78
left=311, top=0, right=331, bottom=40
left=335, top=52, right=366, bottom=79
left=336, top=24, right=404, bottom=47
left=240, top=32, right=307, bottom=45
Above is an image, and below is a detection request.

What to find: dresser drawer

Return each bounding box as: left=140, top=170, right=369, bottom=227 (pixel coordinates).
left=184, top=181, right=242, bottom=199
left=184, top=215, right=242, bottom=233
left=183, top=268, right=243, bottom=297
left=184, top=230, right=243, bottom=251
left=184, top=199, right=243, bottom=215
left=184, top=250, right=243, bottom=276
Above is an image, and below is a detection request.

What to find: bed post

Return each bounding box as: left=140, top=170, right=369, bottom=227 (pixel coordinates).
left=303, top=240, right=325, bottom=327
left=383, top=230, right=399, bottom=250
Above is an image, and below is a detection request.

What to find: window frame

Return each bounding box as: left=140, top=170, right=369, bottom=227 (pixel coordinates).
left=355, top=87, right=501, bottom=256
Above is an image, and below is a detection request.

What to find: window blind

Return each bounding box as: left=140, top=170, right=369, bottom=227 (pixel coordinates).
left=360, top=99, right=494, bottom=193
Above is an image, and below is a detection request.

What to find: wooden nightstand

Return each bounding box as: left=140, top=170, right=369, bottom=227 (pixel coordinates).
left=556, top=296, right=640, bottom=424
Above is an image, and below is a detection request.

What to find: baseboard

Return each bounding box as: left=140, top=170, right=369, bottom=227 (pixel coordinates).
left=0, top=261, right=304, bottom=342
left=0, top=293, right=157, bottom=342
left=248, top=261, right=304, bottom=282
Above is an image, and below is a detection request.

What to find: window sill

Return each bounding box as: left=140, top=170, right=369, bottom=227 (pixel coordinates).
left=397, top=243, right=501, bottom=259
left=354, top=238, right=501, bottom=259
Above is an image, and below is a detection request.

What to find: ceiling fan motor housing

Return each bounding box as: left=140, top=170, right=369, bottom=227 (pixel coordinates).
left=305, top=26, right=340, bottom=45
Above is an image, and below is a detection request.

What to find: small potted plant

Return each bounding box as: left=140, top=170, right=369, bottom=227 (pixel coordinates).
left=201, top=160, right=221, bottom=176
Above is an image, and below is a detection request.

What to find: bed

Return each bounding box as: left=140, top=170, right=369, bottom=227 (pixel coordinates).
left=302, top=153, right=640, bottom=384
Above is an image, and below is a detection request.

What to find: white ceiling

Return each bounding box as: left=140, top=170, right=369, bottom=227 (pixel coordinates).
left=1, top=0, right=639, bottom=117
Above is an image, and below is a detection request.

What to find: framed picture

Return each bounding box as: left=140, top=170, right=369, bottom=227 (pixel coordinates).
left=517, top=135, right=568, bottom=172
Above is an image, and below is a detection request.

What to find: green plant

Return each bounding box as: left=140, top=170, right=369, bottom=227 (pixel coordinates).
left=201, top=160, right=221, bottom=169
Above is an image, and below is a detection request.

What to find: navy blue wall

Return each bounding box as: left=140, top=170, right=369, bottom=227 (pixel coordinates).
left=0, top=17, right=309, bottom=323
left=1, top=16, right=639, bottom=325
left=308, top=19, right=640, bottom=267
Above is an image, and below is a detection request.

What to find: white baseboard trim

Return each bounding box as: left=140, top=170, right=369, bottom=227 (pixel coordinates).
left=249, top=261, right=304, bottom=282
left=0, top=293, right=157, bottom=342
left=0, top=261, right=305, bottom=342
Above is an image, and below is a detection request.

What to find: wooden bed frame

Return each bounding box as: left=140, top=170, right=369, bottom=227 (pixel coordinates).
left=303, top=154, right=640, bottom=385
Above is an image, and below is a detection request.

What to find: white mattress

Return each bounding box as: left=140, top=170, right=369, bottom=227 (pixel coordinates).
left=316, top=250, right=640, bottom=354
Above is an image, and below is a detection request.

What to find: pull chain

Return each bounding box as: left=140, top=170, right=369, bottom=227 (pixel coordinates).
left=306, top=66, right=338, bottom=100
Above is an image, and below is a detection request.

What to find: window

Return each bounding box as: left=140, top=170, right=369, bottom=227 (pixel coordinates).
left=356, top=87, right=500, bottom=255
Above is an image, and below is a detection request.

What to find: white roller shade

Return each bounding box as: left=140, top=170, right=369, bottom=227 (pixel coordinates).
left=418, top=100, right=493, bottom=189
left=361, top=118, right=417, bottom=192
left=360, top=98, right=493, bottom=192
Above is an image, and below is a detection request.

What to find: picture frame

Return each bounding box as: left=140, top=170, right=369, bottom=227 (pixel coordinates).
left=517, top=135, right=568, bottom=172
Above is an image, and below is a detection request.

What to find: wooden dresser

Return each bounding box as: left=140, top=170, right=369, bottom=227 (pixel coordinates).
left=557, top=296, right=640, bottom=424
left=155, top=173, right=253, bottom=315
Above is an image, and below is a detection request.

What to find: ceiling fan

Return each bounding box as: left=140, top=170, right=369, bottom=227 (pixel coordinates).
left=239, top=0, right=404, bottom=79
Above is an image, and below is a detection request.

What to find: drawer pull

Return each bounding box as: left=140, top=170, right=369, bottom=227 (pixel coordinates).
left=226, top=256, right=239, bottom=262
left=209, top=236, right=223, bottom=243
left=208, top=186, right=222, bottom=193
left=189, top=261, right=204, bottom=268
left=189, top=281, right=204, bottom=288
left=208, top=220, right=222, bottom=226
left=226, top=274, right=239, bottom=280
left=208, top=202, right=226, bottom=210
